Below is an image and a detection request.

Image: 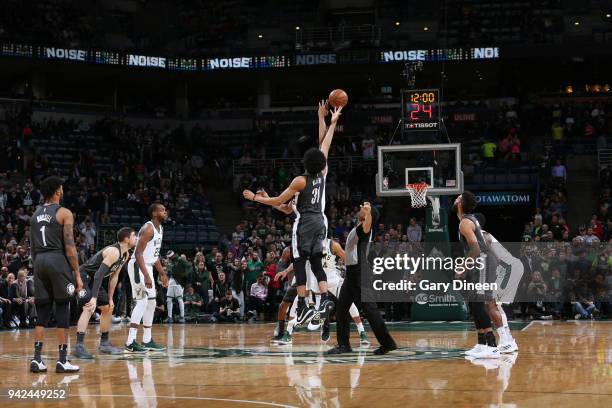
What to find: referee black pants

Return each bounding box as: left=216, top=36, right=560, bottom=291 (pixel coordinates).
left=336, top=273, right=396, bottom=349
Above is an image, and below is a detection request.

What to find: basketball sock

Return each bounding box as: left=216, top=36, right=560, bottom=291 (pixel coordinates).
left=278, top=319, right=285, bottom=334
left=349, top=303, right=360, bottom=319
left=287, top=319, right=297, bottom=335
left=127, top=328, right=138, bottom=345
left=34, top=341, right=43, bottom=362
left=485, top=331, right=497, bottom=347
left=142, top=299, right=156, bottom=342
left=315, top=295, right=321, bottom=310
left=477, top=332, right=486, bottom=345
left=76, top=332, right=85, bottom=344
left=320, top=292, right=328, bottom=302
left=297, top=297, right=306, bottom=311
left=167, top=298, right=173, bottom=318
left=497, top=327, right=509, bottom=343
left=177, top=297, right=185, bottom=318
left=59, top=344, right=68, bottom=363
left=497, top=303, right=513, bottom=341
left=143, top=327, right=152, bottom=343
left=101, top=332, right=109, bottom=344
left=356, top=322, right=365, bottom=333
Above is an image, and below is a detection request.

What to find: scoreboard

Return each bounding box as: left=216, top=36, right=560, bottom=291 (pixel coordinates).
left=402, top=89, right=440, bottom=132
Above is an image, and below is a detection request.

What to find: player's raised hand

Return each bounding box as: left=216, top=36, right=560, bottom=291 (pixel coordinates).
left=243, top=190, right=256, bottom=201
left=318, top=99, right=329, bottom=118
left=330, top=106, right=343, bottom=124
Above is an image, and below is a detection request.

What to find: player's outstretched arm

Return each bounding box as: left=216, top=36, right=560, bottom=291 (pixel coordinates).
left=332, top=240, right=346, bottom=262
left=243, top=176, right=306, bottom=207
left=361, top=202, right=373, bottom=234
left=318, top=99, right=329, bottom=146
left=319, top=106, right=342, bottom=160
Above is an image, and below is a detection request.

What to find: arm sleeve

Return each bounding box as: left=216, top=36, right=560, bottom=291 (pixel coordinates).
left=91, top=263, right=111, bottom=298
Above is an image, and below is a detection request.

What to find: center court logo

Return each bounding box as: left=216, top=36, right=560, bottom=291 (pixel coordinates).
left=0, top=346, right=464, bottom=365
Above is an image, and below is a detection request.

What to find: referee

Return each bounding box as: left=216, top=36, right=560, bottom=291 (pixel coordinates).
left=327, top=202, right=396, bottom=355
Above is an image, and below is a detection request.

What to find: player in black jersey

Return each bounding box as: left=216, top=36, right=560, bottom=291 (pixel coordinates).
left=72, top=227, right=137, bottom=359
left=30, top=176, right=83, bottom=373
left=452, top=191, right=502, bottom=359
left=243, top=104, right=342, bottom=326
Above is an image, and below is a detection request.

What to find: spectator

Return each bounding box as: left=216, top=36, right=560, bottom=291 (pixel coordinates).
left=183, top=285, right=203, bottom=321
left=9, top=269, right=35, bottom=328
left=248, top=274, right=268, bottom=320
left=551, top=159, right=567, bottom=183
left=192, top=260, right=209, bottom=305
left=80, top=219, right=96, bottom=249
left=216, top=290, right=240, bottom=322
left=361, top=136, right=376, bottom=159
left=480, top=139, right=497, bottom=163
left=209, top=271, right=229, bottom=314
left=406, top=218, right=422, bottom=242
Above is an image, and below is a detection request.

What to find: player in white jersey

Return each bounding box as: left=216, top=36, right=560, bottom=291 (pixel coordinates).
left=276, top=238, right=370, bottom=345
left=466, top=213, right=520, bottom=355
left=125, top=203, right=169, bottom=352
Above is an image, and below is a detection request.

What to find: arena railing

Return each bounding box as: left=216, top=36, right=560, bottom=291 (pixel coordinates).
left=232, top=156, right=377, bottom=175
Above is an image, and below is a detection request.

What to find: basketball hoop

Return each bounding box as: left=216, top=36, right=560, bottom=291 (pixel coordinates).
left=405, top=182, right=429, bottom=208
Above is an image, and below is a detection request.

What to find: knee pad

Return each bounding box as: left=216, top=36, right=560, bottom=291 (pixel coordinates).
left=35, top=301, right=52, bottom=327
left=309, top=254, right=327, bottom=283
left=294, top=257, right=308, bottom=286
left=55, top=299, right=70, bottom=329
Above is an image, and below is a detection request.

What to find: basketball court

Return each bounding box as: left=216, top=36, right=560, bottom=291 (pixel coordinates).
left=1, top=322, right=611, bottom=407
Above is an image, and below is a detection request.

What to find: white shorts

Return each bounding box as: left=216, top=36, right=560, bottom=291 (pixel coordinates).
left=166, top=278, right=184, bottom=298
left=327, top=276, right=342, bottom=298
left=128, top=259, right=156, bottom=299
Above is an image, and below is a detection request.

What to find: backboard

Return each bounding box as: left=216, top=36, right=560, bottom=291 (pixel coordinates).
left=376, top=144, right=463, bottom=197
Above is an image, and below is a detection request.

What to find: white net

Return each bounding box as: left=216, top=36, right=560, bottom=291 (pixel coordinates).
left=406, top=183, right=428, bottom=208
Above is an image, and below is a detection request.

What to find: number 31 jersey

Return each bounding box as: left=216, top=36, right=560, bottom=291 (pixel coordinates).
left=30, top=203, right=64, bottom=253
left=294, top=172, right=326, bottom=216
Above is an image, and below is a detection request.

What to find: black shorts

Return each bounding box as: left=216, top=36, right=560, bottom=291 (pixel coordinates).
left=282, top=286, right=297, bottom=304
left=34, top=252, right=75, bottom=303
left=77, top=271, right=110, bottom=307
left=467, top=253, right=496, bottom=301
left=292, top=214, right=326, bottom=258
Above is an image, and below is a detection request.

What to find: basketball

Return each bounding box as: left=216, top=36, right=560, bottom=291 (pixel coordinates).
left=328, top=89, right=348, bottom=108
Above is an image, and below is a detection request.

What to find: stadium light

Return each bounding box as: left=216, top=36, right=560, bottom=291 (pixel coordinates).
left=423, top=27, right=429, bottom=31
left=395, top=21, right=400, bottom=26
left=295, top=26, right=300, bottom=30
left=574, top=21, right=580, bottom=26
left=606, top=13, right=611, bottom=18
left=258, top=34, right=263, bottom=38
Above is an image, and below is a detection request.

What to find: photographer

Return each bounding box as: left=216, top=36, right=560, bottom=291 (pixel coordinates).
left=183, top=285, right=203, bottom=321
left=216, top=290, right=240, bottom=322
left=165, top=251, right=192, bottom=323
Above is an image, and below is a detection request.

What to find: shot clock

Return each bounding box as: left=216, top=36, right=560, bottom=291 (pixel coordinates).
left=402, top=89, right=440, bottom=131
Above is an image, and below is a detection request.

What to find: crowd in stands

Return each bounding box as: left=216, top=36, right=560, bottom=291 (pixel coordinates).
left=1, top=95, right=612, bottom=330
